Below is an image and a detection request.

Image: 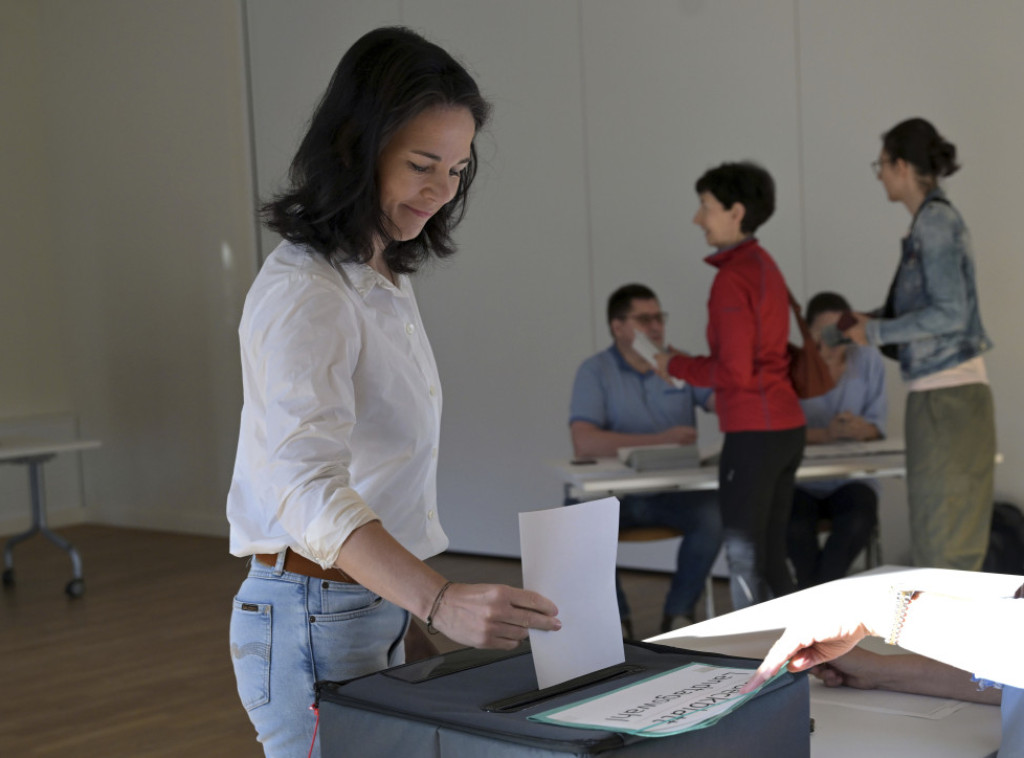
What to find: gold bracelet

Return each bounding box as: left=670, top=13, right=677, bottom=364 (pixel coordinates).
left=426, top=580, right=454, bottom=635
left=886, top=588, right=918, bottom=646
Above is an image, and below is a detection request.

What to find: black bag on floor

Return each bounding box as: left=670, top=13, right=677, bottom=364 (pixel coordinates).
left=983, top=502, right=1024, bottom=575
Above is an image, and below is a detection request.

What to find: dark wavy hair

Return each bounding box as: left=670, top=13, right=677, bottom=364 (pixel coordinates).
left=694, top=161, right=775, bottom=234
left=262, top=27, right=491, bottom=274
left=882, top=118, right=959, bottom=190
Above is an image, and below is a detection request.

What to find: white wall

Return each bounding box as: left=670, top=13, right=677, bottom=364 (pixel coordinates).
left=0, top=2, right=71, bottom=420
left=3, top=1, right=1022, bottom=575
left=0, top=0, right=256, bottom=534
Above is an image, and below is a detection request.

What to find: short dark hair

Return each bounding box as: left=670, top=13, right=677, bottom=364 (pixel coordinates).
left=694, top=161, right=775, bottom=234
left=806, top=291, right=852, bottom=324
left=882, top=117, right=959, bottom=183
left=607, top=283, right=657, bottom=324
left=261, top=26, right=492, bottom=274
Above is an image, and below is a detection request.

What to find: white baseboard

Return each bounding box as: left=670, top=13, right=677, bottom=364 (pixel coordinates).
left=0, top=505, right=228, bottom=540
left=96, top=506, right=229, bottom=538
left=0, top=505, right=94, bottom=537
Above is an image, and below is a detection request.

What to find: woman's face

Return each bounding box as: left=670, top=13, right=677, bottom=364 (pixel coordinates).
left=876, top=150, right=908, bottom=203
left=377, top=105, right=476, bottom=243
left=693, top=191, right=745, bottom=249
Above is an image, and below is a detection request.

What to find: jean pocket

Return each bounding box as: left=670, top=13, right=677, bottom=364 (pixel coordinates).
left=230, top=597, right=271, bottom=712
left=317, top=582, right=383, bottom=617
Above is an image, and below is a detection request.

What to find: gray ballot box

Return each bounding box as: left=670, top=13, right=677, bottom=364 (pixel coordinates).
left=316, top=640, right=810, bottom=757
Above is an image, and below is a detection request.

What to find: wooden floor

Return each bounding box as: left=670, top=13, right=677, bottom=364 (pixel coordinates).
left=0, top=525, right=730, bottom=756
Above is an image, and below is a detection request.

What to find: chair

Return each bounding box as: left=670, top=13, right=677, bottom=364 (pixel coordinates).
left=618, top=526, right=717, bottom=622
left=562, top=485, right=718, bottom=630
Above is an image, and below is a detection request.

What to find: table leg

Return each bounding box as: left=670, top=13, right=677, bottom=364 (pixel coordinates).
left=2, top=454, right=84, bottom=597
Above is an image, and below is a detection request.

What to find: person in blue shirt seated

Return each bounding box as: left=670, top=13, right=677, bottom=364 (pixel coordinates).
left=569, top=284, right=723, bottom=636
left=787, top=291, right=888, bottom=589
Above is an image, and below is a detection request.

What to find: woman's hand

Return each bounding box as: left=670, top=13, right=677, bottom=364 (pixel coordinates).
left=841, top=312, right=871, bottom=346
left=431, top=583, right=561, bottom=650
left=739, top=591, right=889, bottom=693
left=655, top=347, right=688, bottom=384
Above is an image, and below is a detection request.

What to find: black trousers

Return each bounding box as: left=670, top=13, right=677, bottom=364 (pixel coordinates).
left=787, top=482, right=878, bottom=589
left=718, top=426, right=805, bottom=609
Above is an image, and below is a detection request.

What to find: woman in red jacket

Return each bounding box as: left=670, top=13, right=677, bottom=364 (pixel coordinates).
left=657, top=162, right=805, bottom=610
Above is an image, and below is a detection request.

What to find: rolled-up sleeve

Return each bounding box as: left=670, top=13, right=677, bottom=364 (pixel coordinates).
left=251, top=274, right=378, bottom=567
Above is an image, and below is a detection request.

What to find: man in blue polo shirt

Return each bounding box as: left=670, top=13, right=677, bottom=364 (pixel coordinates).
left=569, top=284, right=723, bottom=636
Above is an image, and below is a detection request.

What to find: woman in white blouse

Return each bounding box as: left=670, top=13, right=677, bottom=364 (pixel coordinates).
left=227, top=28, right=560, bottom=757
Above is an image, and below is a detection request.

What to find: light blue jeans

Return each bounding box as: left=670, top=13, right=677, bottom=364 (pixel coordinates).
left=230, top=554, right=408, bottom=758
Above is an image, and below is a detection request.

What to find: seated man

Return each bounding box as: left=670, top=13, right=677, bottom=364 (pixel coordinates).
left=787, top=291, right=887, bottom=588
left=569, top=284, right=723, bottom=635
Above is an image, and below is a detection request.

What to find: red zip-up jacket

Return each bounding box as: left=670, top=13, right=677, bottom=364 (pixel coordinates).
left=668, top=238, right=805, bottom=433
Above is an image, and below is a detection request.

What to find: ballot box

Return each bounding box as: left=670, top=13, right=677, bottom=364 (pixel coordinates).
left=316, top=640, right=809, bottom=757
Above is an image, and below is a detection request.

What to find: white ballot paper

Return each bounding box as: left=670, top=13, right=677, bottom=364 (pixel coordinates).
left=519, top=497, right=624, bottom=689
left=529, top=663, right=782, bottom=737
left=629, top=331, right=662, bottom=365
left=630, top=332, right=685, bottom=389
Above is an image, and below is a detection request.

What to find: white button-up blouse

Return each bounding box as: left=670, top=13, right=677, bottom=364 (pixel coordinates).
left=227, top=240, right=448, bottom=568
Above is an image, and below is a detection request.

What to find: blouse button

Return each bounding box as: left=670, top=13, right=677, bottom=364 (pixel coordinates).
left=406, top=323, right=415, bottom=335
left=427, top=510, right=435, bottom=520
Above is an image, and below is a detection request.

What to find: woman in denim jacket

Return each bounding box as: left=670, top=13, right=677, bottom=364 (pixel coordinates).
left=843, top=117, right=995, bottom=571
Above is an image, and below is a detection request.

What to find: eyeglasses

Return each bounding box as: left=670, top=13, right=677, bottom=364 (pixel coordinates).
left=627, top=312, right=668, bottom=326
left=871, top=158, right=891, bottom=177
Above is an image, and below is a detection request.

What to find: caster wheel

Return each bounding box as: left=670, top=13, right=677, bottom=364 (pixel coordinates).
left=2, top=568, right=14, bottom=588
left=66, top=578, right=85, bottom=598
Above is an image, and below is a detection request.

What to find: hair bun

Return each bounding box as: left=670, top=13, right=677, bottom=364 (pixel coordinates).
left=930, top=136, right=960, bottom=178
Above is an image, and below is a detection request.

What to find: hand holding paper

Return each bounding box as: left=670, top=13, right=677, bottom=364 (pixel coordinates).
left=519, top=498, right=624, bottom=689
left=632, top=332, right=686, bottom=388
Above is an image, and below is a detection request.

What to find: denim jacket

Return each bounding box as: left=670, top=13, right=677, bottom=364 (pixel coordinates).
left=866, top=188, right=993, bottom=380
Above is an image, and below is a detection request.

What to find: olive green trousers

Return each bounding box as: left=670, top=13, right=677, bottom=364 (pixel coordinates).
left=905, top=383, right=996, bottom=570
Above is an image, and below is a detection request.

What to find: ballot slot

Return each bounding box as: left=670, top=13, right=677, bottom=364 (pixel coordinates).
left=481, top=663, right=646, bottom=714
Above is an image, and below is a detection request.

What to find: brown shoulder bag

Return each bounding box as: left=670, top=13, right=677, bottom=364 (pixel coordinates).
left=786, top=290, right=836, bottom=399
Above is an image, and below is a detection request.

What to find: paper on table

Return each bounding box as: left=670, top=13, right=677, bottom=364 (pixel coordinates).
left=809, top=678, right=967, bottom=719
left=519, top=497, right=624, bottom=689
left=801, top=437, right=906, bottom=459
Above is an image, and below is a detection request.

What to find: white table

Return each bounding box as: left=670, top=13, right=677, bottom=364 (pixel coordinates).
left=650, top=566, right=1015, bottom=758
left=552, top=446, right=904, bottom=574
left=0, top=437, right=101, bottom=598
left=551, top=450, right=907, bottom=500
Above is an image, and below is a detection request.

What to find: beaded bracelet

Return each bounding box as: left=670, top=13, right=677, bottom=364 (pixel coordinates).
left=426, top=580, right=454, bottom=635
left=885, top=588, right=918, bottom=646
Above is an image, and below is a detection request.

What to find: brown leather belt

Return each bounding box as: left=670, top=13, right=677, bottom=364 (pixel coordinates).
left=254, top=549, right=357, bottom=584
